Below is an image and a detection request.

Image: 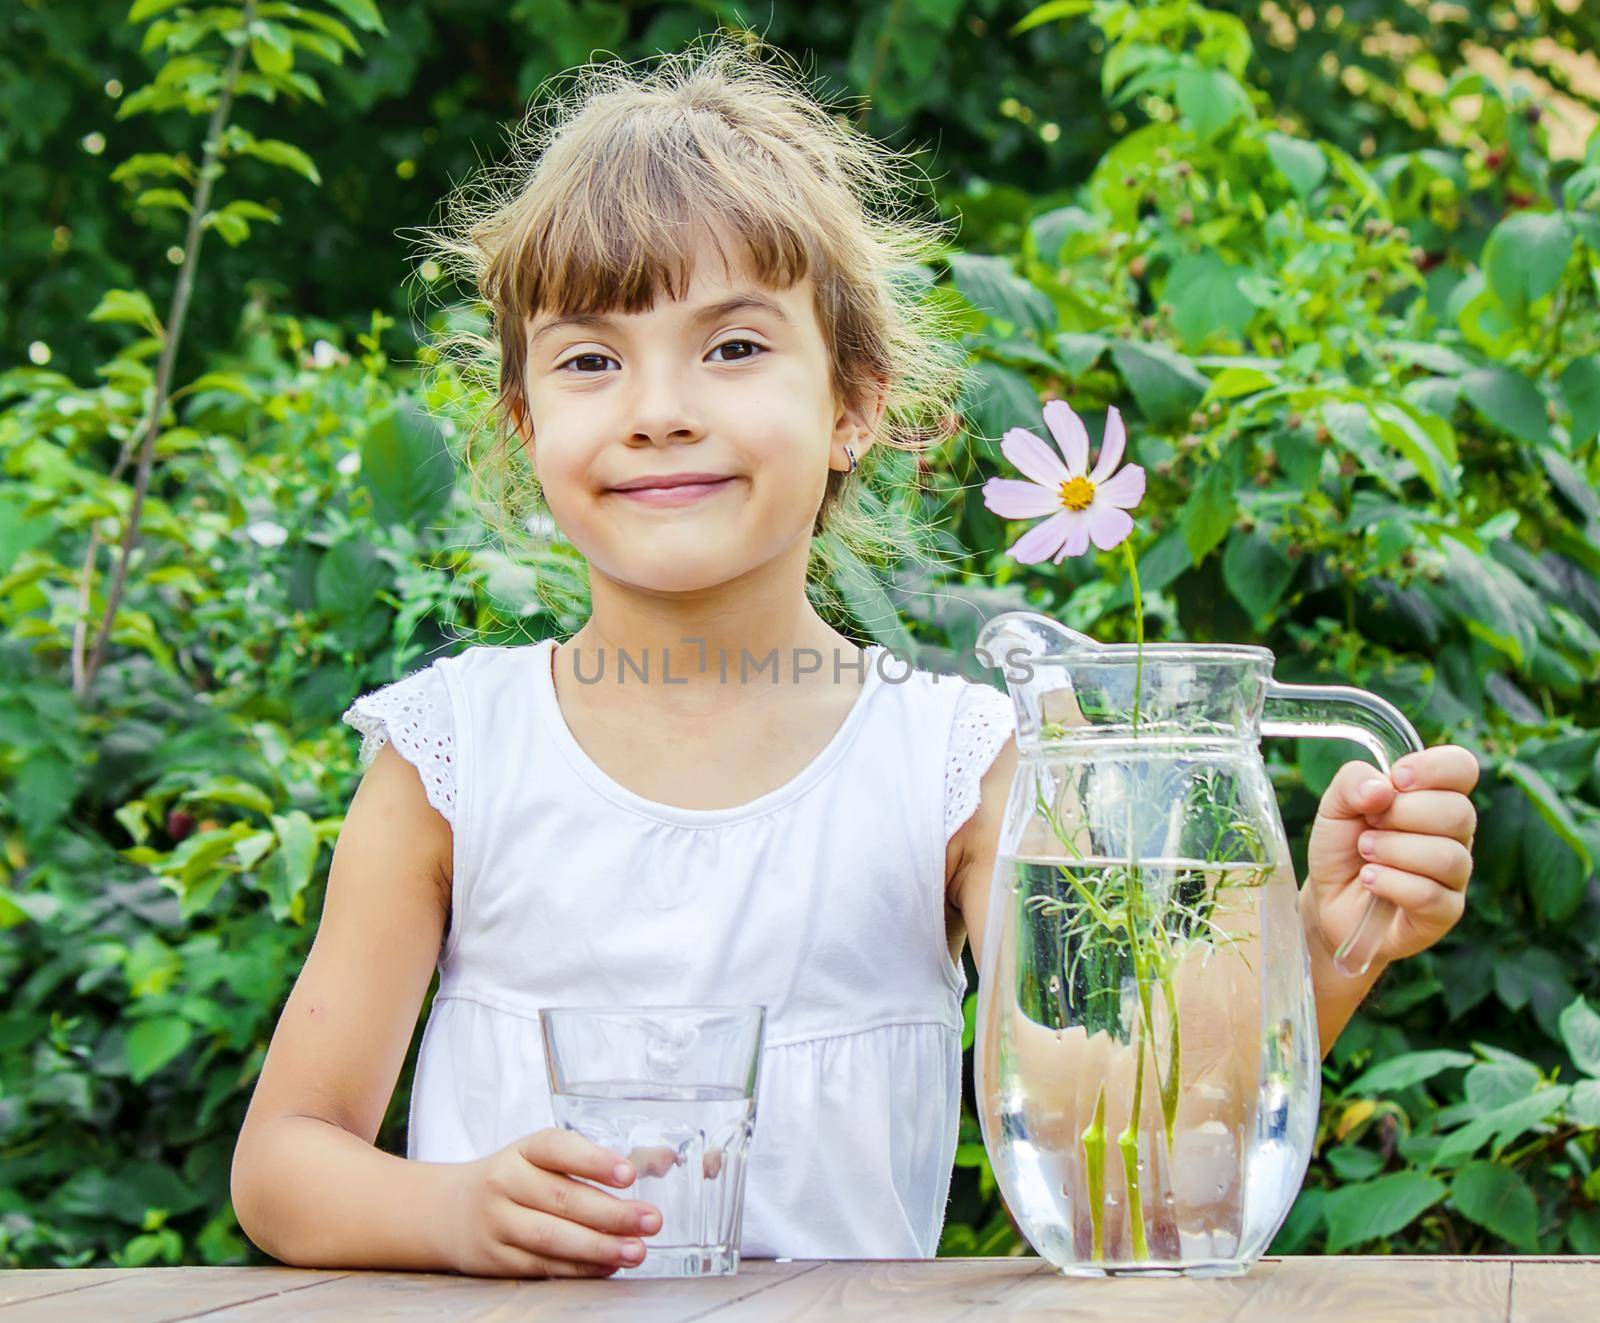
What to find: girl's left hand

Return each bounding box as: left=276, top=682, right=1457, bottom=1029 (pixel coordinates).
left=1303, top=745, right=1481, bottom=967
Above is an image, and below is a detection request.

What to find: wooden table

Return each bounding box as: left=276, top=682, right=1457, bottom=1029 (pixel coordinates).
left=4, top=1256, right=1597, bottom=1320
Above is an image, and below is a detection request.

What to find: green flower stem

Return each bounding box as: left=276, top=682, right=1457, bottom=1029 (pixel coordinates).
left=1118, top=1016, right=1151, bottom=1261
left=1121, top=540, right=1144, bottom=733
left=1083, top=1084, right=1107, bottom=1262
left=1162, top=981, right=1181, bottom=1149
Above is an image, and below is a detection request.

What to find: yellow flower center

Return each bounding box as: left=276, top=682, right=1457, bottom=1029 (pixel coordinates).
left=1059, top=475, right=1096, bottom=511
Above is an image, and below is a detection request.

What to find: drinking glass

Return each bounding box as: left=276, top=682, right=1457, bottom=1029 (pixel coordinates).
left=540, top=1004, right=766, bottom=1278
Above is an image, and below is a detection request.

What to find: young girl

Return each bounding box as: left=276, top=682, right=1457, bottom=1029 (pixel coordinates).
left=229, top=36, right=1480, bottom=1278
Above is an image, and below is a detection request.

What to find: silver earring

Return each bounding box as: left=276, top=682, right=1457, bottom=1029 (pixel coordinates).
left=844, top=443, right=857, bottom=474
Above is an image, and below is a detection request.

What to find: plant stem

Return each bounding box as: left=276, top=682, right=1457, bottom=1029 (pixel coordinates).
left=1118, top=1017, right=1151, bottom=1261
left=1121, top=540, right=1144, bottom=731
left=74, top=0, right=258, bottom=701
left=1083, top=1085, right=1107, bottom=1262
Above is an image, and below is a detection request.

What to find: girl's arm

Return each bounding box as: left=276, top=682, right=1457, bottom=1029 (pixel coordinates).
left=230, top=740, right=460, bottom=1270
left=231, top=743, right=659, bottom=1278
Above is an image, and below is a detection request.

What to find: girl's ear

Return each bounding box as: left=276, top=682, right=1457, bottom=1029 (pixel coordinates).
left=832, top=374, right=889, bottom=469
left=509, top=393, right=534, bottom=452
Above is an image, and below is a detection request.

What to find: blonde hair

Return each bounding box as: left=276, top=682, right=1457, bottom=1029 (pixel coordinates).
left=409, top=30, right=972, bottom=627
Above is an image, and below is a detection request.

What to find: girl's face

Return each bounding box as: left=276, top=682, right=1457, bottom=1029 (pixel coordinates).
left=517, top=232, right=880, bottom=595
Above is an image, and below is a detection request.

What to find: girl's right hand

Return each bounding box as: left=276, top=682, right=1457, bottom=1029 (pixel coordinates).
left=445, top=1127, right=664, bottom=1278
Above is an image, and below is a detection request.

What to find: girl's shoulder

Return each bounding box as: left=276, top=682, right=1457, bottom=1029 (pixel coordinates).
left=883, top=654, right=1016, bottom=841
left=339, top=640, right=541, bottom=825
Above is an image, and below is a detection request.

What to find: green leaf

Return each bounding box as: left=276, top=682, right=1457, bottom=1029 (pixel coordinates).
left=1323, top=402, right=1404, bottom=496
left=1461, top=367, right=1549, bottom=445
left=1450, top=1162, right=1540, bottom=1252
left=125, top=1016, right=193, bottom=1084
left=1322, top=1172, right=1446, bottom=1252
left=1110, top=341, right=1208, bottom=429
left=129, top=0, right=187, bottom=20
left=1434, top=1088, right=1569, bottom=1167
left=1371, top=400, right=1458, bottom=501
left=1346, top=1049, right=1474, bottom=1095
left=1221, top=530, right=1295, bottom=625
left=1560, top=355, right=1600, bottom=445
left=184, top=371, right=262, bottom=403
left=1524, top=810, right=1587, bottom=925
left=1174, top=68, right=1251, bottom=143
left=323, top=0, right=388, bottom=33
left=187, top=775, right=274, bottom=816
left=314, top=537, right=387, bottom=620
left=1202, top=366, right=1275, bottom=402
left=1439, top=539, right=1539, bottom=666
left=250, top=22, right=296, bottom=77
left=1265, top=132, right=1327, bottom=198
left=948, top=253, right=1056, bottom=338
left=1559, top=997, right=1600, bottom=1078
left=235, top=136, right=321, bottom=184
left=1571, top=1080, right=1600, bottom=1126
left=1502, top=759, right=1592, bottom=870
left=0, top=492, right=53, bottom=576
left=1180, top=453, right=1239, bottom=566
left=359, top=398, right=455, bottom=527
left=205, top=211, right=250, bottom=246
left=1325, top=1144, right=1384, bottom=1182
left=88, top=289, right=163, bottom=336
left=833, top=541, right=917, bottom=656
left=110, top=152, right=193, bottom=184
left=962, top=360, right=1043, bottom=461
left=1465, top=1056, right=1540, bottom=1113
left=262, top=811, right=319, bottom=924
left=1482, top=211, right=1573, bottom=319
left=1164, top=253, right=1256, bottom=350
left=1569, top=1207, right=1600, bottom=1254
left=1542, top=448, right=1600, bottom=521
left=134, top=188, right=192, bottom=213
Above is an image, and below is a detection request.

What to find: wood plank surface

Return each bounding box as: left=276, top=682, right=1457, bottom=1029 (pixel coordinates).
left=190, top=1259, right=820, bottom=1322
left=684, top=1256, right=1048, bottom=1321
left=0, top=1269, right=137, bottom=1310
left=1509, top=1259, right=1600, bottom=1323
left=1231, top=1256, right=1511, bottom=1323
left=1, top=1256, right=1596, bottom=1321
left=0, top=1267, right=344, bottom=1320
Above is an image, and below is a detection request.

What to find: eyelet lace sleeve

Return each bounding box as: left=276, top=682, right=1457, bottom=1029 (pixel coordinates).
left=342, top=664, right=457, bottom=826
left=944, top=681, right=1017, bottom=840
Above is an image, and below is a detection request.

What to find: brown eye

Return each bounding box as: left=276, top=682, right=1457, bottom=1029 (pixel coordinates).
left=707, top=339, right=765, bottom=363
left=558, top=353, right=616, bottom=373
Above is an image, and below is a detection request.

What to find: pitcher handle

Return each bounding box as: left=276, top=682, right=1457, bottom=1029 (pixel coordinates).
left=1261, top=679, right=1426, bottom=979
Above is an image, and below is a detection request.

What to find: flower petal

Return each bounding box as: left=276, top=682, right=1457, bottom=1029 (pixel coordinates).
left=1001, top=426, right=1070, bottom=487
left=1095, top=463, right=1146, bottom=510
left=1009, top=510, right=1074, bottom=563
left=1086, top=503, right=1134, bottom=551
left=1041, top=400, right=1090, bottom=475
left=1052, top=511, right=1093, bottom=561
left=983, top=476, right=1064, bottom=519
left=1089, top=405, right=1127, bottom=484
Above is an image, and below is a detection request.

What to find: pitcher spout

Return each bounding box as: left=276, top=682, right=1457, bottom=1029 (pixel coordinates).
left=976, top=611, right=1095, bottom=745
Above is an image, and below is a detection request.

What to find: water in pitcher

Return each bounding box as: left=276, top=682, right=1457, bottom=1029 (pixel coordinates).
left=553, top=1081, right=756, bottom=1277
left=982, top=855, right=1318, bottom=1275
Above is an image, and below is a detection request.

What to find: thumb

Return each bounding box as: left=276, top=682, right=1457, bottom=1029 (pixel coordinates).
left=1319, top=760, right=1396, bottom=821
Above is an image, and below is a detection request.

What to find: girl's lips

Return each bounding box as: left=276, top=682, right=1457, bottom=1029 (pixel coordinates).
left=609, top=477, right=738, bottom=506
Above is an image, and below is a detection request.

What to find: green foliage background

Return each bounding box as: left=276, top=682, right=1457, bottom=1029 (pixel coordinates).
left=3, top=0, right=1599, bottom=1268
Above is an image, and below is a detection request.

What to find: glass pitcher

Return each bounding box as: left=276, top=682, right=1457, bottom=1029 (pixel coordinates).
left=971, top=610, right=1423, bottom=1276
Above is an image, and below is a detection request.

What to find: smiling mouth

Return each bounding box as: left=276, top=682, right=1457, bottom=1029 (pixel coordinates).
left=608, top=476, right=739, bottom=504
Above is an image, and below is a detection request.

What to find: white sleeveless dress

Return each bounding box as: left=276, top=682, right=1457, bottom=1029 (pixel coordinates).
left=342, top=638, right=1015, bottom=1259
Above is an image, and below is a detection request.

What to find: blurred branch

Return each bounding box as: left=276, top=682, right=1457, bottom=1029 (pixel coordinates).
left=73, top=0, right=258, bottom=702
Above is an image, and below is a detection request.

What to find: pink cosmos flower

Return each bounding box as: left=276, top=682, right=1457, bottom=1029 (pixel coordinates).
left=981, top=399, right=1146, bottom=563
